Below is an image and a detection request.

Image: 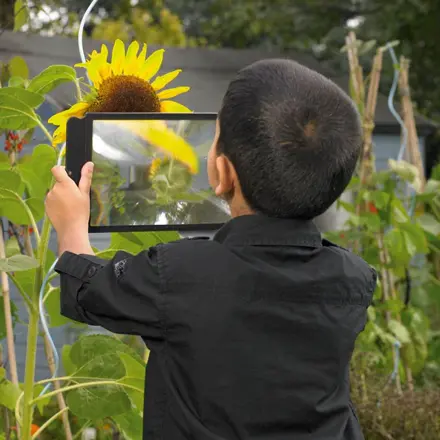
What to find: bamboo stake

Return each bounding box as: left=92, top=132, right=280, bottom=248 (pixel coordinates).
left=0, top=220, right=21, bottom=437
left=398, top=56, right=426, bottom=190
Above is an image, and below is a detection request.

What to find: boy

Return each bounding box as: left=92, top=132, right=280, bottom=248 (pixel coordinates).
left=46, top=59, right=376, bottom=440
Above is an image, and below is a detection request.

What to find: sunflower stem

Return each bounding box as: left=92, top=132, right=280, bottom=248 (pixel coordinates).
left=37, top=120, right=53, bottom=145
left=74, top=78, right=83, bottom=102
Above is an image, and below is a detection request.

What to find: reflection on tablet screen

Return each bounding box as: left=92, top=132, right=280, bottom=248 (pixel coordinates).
left=91, top=119, right=231, bottom=227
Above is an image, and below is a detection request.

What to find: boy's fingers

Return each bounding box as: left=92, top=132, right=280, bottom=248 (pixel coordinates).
left=51, top=166, right=70, bottom=184
left=78, top=162, right=94, bottom=194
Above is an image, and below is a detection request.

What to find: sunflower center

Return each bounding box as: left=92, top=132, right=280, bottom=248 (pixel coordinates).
left=88, top=75, right=161, bottom=113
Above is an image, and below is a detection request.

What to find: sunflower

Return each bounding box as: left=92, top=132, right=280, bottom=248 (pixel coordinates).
left=49, top=39, right=192, bottom=146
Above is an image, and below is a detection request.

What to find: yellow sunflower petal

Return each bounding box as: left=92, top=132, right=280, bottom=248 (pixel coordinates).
left=160, top=101, right=192, bottom=113
left=48, top=102, right=90, bottom=126
left=146, top=126, right=199, bottom=174
left=151, top=69, right=182, bottom=91
left=99, top=44, right=109, bottom=62
left=139, top=49, right=165, bottom=81
left=111, top=39, right=126, bottom=75
left=132, top=43, right=148, bottom=78
left=157, top=86, right=190, bottom=100
left=124, top=41, right=139, bottom=68
left=52, top=125, right=67, bottom=147
left=85, top=64, right=105, bottom=88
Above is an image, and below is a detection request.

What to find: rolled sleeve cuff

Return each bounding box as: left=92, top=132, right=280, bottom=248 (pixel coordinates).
left=54, top=252, right=107, bottom=324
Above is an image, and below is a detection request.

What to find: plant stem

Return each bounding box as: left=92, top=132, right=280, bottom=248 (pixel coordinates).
left=7, top=272, right=34, bottom=311
left=31, top=380, right=143, bottom=405
left=37, top=120, right=54, bottom=146
left=21, top=216, right=53, bottom=440
left=43, top=334, right=73, bottom=440
left=75, top=79, right=83, bottom=102
left=20, top=310, right=39, bottom=440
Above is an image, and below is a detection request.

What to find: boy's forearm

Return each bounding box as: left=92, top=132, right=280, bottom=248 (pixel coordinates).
left=57, top=231, right=94, bottom=256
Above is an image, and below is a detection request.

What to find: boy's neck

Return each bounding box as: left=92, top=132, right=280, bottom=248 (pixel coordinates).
left=229, top=202, right=254, bottom=218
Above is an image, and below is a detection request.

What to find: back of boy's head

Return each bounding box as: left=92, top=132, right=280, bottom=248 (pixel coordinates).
left=217, top=58, right=362, bottom=220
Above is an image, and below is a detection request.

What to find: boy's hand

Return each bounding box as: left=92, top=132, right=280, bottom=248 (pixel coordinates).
left=45, top=162, right=94, bottom=241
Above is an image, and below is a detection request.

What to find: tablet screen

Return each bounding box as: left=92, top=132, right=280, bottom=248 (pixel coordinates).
left=90, top=118, right=231, bottom=229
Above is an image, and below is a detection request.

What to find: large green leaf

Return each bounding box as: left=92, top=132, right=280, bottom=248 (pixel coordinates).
left=384, top=229, right=410, bottom=266
left=0, top=94, right=40, bottom=130
left=18, top=143, right=57, bottom=198
left=399, top=222, right=429, bottom=254
left=388, top=319, right=411, bottom=344
left=0, top=87, right=44, bottom=109
left=70, top=335, right=142, bottom=379
left=62, top=345, right=76, bottom=376
left=0, top=368, right=21, bottom=410
left=5, top=237, right=21, bottom=257
left=28, top=65, right=77, bottom=96
left=0, top=169, right=24, bottom=193
left=113, top=411, right=143, bottom=440
left=418, top=213, right=440, bottom=236
left=44, top=287, right=72, bottom=328
left=0, top=297, right=19, bottom=340
left=66, top=385, right=131, bottom=421
left=0, top=254, right=40, bottom=272
left=118, top=352, right=145, bottom=411
left=0, top=188, right=44, bottom=225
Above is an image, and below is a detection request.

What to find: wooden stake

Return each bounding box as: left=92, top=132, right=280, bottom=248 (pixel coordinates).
left=398, top=56, right=426, bottom=190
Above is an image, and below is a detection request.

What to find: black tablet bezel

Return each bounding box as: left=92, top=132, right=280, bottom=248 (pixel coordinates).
left=66, top=112, right=226, bottom=233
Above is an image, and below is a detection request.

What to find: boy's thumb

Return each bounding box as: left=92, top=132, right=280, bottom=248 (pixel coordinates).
left=78, top=162, right=94, bottom=194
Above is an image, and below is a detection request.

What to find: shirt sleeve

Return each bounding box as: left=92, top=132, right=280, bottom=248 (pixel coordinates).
left=54, top=247, right=164, bottom=340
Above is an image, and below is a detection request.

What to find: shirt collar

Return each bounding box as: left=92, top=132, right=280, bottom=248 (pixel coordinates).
left=213, top=215, right=322, bottom=247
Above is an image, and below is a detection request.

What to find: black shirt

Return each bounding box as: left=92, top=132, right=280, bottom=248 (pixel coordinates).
left=55, top=215, right=377, bottom=440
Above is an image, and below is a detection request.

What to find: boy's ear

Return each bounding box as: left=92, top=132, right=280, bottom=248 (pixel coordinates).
left=214, top=154, right=236, bottom=197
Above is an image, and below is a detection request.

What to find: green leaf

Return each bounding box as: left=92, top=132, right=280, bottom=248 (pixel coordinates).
left=388, top=159, right=422, bottom=192
left=418, top=213, right=440, bottom=236
left=45, top=287, right=72, bottom=327
left=0, top=254, right=39, bottom=272
left=0, top=189, right=43, bottom=225
left=8, top=76, right=26, bottom=88
left=0, top=367, right=21, bottom=410
left=118, top=352, right=145, bottom=410
left=399, top=222, right=429, bottom=254
left=26, top=197, right=45, bottom=222
left=67, top=385, right=131, bottom=421
left=0, top=94, right=40, bottom=130
left=8, top=56, right=29, bottom=79
left=384, top=229, right=411, bottom=266
left=18, top=144, right=57, bottom=198
left=114, top=411, right=143, bottom=440
left=0, top=87, right=44, bottom=109
left=388, top=319, right=411, bottom=344
left=0, top=169, right=23, bottom=193
left=5, top=237, right=21, bottom=257
left=62, top=345, right=76, bottom=376
left=13, top=0, right=29, bottom=31
left=70, top=335, right=142, bottom=379
left=28, top=65, right=77, bottom=96
left=0, top=297, right=19, bottom=340
left=33, top=383, right=52, bottom=415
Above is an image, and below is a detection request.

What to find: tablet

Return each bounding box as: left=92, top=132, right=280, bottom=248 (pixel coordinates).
left=65, top=113, right=231, bottom=232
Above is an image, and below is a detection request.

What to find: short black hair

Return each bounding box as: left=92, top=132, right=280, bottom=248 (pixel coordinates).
left=217, top=58, right=362, bottom=220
